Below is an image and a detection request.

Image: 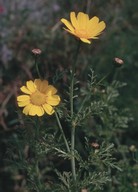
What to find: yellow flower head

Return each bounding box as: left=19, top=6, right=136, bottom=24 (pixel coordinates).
left=61, top=12, right=106, bottom=44
left=17, top=79, right=60, bottom=116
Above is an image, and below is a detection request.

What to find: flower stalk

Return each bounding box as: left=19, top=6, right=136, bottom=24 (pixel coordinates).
left=34, top=55, right=42, bottom=79
left=70, top=41, right=80, bottom=182
left=35, top=117, right=42, bottom=188
left=55, top=111, right=70, bottom=153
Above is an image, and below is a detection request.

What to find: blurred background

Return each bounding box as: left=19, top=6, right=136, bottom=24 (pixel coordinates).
left=0, top=0, right=138, bottom=191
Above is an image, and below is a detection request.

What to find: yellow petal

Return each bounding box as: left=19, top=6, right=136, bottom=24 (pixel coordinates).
left=29, top=105, right=44, bottom=116
left=28, top=105, right=37, bottom=116
left=39, top=80, right=48, bottom=93
left=61, top=18, right=74, bottom=32
left=46, top=95, right=60, bottom=106
left=23, top=104, right=33, bottom=115
left=36, top=106, right=44, bottom=116
left=34, top=79, right=48, bottom=93
left=89, top=21, right=106, bottom=38
left=42, top=104, right=54, bottom=115
left=87, top=16, right=99, bottom=34
left=34, top=79, right=41, bottom=89
left=89, top=16, right=99, bottom=27
left=95, top=21, right=106, bottom=33
left=20, top=86, right=32, bottom=94
left=45, top=85, right=57, bottom=96
left=17, top=95, right=30, bottom=101
left=18, top=100, right=30, bottom=107
left=63, top=28, right=76, bottom=36
left=77, top=12, right=89, bottom=29
left=70, top=12, right=79, bottom=28
left=80, top=38, right=91, bottom=44
left=26, top=80, right=36, bottom=93
left=90, top=36, right=99, bottom=39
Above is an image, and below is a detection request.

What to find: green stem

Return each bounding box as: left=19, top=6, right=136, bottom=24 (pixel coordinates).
left=35, top=117, right=41, bottom=188
left=36, top=159, right=41, bottom=188
left=70, top=41, right=81, bottom=182
left=74, top=94, right=90, bottom=125
left=96, top=72, right=110, bottom=86
left=35, top=117, right=40, bottom=139
left=35, top=55, right=42, bottom=79
left=55, top=111, right=70, bottom=153
left=71, top=124, right=76, bottom=181
left=70, top=41, right=80, bottom=117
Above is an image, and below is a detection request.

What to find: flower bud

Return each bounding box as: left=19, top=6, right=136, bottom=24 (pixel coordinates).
left=32, top=48, right=42, bottom=55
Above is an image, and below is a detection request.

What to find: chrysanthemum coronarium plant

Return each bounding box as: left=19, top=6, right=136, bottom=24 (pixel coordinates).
left=13, top=9, right=131, bottom=192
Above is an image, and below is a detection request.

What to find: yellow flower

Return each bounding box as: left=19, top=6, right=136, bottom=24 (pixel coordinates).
left=17, top=79, right=60, bottom=116
left=61, top=12, right=106, bottom=44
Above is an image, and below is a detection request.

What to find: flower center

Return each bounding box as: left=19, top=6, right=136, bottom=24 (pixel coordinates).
left=30, top=91, right=46, bottom=106
left=75, top=29, right=88, bottom=38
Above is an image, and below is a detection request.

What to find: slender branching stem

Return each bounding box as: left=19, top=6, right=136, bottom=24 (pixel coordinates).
left=70, top=41, right=81, bottom=117
left=70, top=41, right=81, bottom=182
left=55, top=111, right=70, bottom=153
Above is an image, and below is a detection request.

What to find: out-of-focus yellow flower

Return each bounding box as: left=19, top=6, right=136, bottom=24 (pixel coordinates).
left=17, top=79, right=60, bottom=116
left=61, top=12, right=106, bottom=44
